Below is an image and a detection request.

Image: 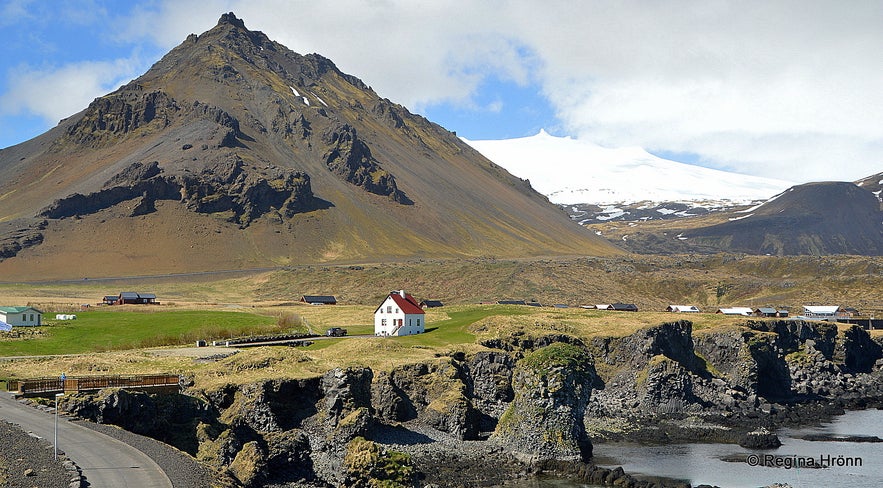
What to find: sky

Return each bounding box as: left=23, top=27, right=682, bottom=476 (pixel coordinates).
left=0, top=0, right=881, bottom=183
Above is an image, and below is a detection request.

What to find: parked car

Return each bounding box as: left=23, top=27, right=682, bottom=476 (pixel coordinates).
left=325, top=327, right=347, bottom=337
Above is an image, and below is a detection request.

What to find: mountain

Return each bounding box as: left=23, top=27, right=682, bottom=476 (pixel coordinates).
left=856, top=172, right=883, bottom=208
left=597, top=181, right=883, bottom=256
left=464, top=130, right=795, bottom=207
left=0, top=13, right=620, bottom=279
left=465, top=131, right=883, bottom=256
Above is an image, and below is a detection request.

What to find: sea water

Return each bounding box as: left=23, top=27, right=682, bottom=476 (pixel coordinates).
left=507, top=409, right=883, bottom=488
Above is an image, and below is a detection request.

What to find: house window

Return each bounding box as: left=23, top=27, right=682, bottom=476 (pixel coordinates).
left=387, top=306, right=392, bottom=313
left=381, top=319, right=387, bottom=326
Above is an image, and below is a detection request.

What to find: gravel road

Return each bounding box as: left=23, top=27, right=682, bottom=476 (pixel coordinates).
left=0, top=398, right=222, bottom=488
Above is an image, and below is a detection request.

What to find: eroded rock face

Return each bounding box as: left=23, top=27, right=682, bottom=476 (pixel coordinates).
left=492, top=343, right=595, bottom=462
left=322, top=123, right=412, bottom=204
left=371, top=359, right=482, bottom=440
left=321, top=367, right=373, bottom=427
left=0, top=219, right=45, bottom=259
left=40, top=157, right=315, bottom=226
left=58, top=87, right=182, bottom=148
left=56, top=319, right=883, bottom=487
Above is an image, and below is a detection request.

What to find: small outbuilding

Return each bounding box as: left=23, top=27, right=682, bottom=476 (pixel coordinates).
left=754, top=307, right=779, bottom=317
left=667, top=305, right=700, bottom=313
left=107, top=292, right=158, bottom=305
left=607, top=303, right=639, bottom=312
left=375, top=290, right=426, bottom=336
left=301, top=295, right=338, bottom=305
left=420, top=300, right=444, bottom=309
left=716, top=307, right=754, bottom=316
left=0, top=306, right=43, bottom=326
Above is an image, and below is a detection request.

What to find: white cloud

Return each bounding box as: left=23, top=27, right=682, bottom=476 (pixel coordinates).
left=4, top=0, right=881, bottom=182
left=0, top=59, right=142, bottom=123
left=170, top=0, right=879, bottom=182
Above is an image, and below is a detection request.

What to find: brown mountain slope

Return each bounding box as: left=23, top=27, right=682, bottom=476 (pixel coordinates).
left=0, top=13, right=619, bottom=279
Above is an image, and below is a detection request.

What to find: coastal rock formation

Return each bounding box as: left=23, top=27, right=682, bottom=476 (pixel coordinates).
left=588, top=319, right=883, bottom=444
left=492, top=343, right=596, bottom=462
left=54, top=318, right=883, bottom=487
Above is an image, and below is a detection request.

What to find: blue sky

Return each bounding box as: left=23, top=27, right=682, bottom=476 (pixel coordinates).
left=1, top=1, right=880, bottom=182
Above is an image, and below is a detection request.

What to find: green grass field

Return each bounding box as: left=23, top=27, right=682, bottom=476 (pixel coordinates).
left=0, top=309, right=284, bottom=356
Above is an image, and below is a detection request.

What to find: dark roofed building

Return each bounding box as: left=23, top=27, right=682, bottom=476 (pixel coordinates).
left=115, top=292, right=158, bottom=305
left=498, top=300, right=527, bottom=305
left=301, top=295, right=337, bottom=305
left=609, top=303, right=639, bottom=312
left=420, top=300, right=444, bottom=309
left=754, top=307, right=778, bottom=317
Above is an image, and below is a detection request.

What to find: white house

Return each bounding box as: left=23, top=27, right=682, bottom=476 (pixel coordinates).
left=374, top=290, right=425, bottom=336
left=801, top=305, right=844, bottom=319
left=0, top=307, right=43, bottom=327
left=667, top=305, right=700, bottom=313
left=716, top=307, right=754, bottom=316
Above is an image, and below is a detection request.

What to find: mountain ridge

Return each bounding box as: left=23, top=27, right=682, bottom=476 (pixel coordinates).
left=0, top=13, right=619, bottom=279
left=464, top=130, right=796, bottom=206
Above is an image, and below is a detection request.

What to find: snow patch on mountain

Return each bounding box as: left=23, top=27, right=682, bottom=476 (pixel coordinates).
left=464, top=130, right=796, bottom=206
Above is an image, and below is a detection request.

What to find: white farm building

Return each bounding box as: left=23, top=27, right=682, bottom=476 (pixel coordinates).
left=374, top=290, right=425, bottom=336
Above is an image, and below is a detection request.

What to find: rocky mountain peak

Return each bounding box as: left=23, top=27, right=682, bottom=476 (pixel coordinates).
left=218, top=11, right=246, bottom=29
left=0, top=13, right=618, bottom=276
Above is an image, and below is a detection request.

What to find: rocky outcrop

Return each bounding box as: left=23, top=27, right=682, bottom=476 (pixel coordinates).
left=56, top=318, right=883, bottom=487
left=588, top=319, right=883, bottom=444
left=492, top=343, right=595, bottom=462
left=0, top=219, right=45, bottom=259
left=40, top=158, right=315, bottom=226
left=321, top=367, right=373, bottom=426
left=322, top=122, right=412, bottom=204
left=63, top=389, right=214, bottom=455
left=371, top=359, right=481, bottom=440
left=58, top=88, right=182, bottom=148
left=739, top=427, right=782, bottom=449
left=342, top=437, right=416, bottom=488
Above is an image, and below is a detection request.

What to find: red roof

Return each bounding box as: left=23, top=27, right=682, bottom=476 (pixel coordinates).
left=386, top=292, right=425, bottom=315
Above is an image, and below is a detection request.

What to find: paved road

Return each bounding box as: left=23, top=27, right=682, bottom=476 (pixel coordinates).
left=0, top=392, right=172, bottom=488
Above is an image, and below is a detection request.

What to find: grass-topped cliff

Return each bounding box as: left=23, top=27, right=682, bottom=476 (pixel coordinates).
left=3, top=256, right=882, bottom=487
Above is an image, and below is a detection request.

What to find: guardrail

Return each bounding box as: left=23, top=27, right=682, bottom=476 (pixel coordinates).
left=7, top=374, right=181, bottom=396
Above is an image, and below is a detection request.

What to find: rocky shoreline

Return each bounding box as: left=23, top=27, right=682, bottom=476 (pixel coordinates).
left=44, top=318, right=883, bottom=487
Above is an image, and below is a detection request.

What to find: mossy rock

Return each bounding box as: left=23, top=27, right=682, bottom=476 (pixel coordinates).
left=343, top=437, right=416, bottom=488
left=518, top=342, right=594, bottom=375
left=228, top=440, right=266, bottom=487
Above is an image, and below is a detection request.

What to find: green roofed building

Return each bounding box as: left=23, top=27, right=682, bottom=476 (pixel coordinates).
left=0, top=306, right=43, bottom=326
